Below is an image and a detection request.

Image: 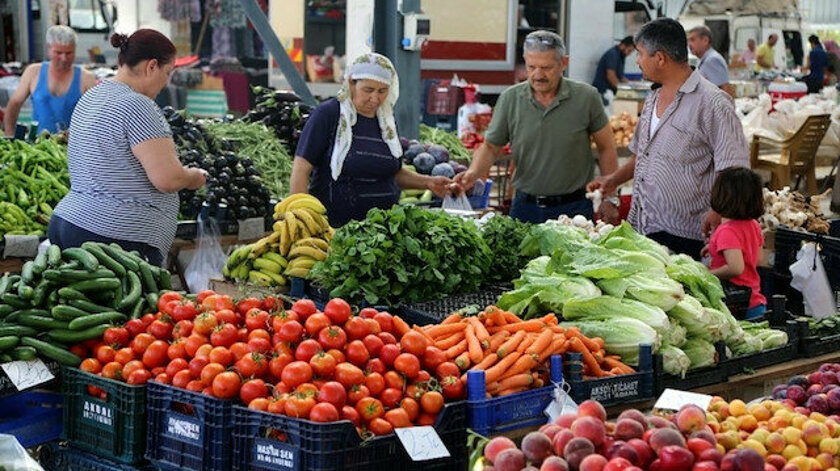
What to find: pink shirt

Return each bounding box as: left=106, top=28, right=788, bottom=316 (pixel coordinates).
left=709, top=219, right=766, bottom=308
left=741, top=49, right=756, bottom=64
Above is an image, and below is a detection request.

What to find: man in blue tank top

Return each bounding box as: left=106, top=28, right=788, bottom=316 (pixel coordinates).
left=4, top=25, right=97, bottom=136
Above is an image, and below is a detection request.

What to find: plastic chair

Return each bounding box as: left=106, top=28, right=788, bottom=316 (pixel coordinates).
left=750, top=114, right=832, bottom=195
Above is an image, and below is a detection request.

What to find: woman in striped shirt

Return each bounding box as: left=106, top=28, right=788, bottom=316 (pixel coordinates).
left=48, top=30, right=206, bottom=266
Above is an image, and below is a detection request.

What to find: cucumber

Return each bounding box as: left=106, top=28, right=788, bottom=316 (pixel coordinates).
left=31, top=279, right=51, bottom=307
left=47, top=244, right=61, bottom=268
left=58, top=261, right=80, bottom=270
left=12, top=308, right=50, bottom=318
left=0, top=325, right=37, bottom=337
left=20, top=261, right=35, bottom=284
left=18, top=314, right=69, bottom=330
left=146, top=292, right=159, bottom=311
left=21, top=337, right=81, bottom=366
left=0, top=354, right=11, bottom=363
left=51, top=305, right=92, bottom=321
left=117, top=271, right=142, bottom=312
left=68, top=312, right=126, bottom=330
left=57, top=287, right=89, bottom=301
left=68, top=299, right=113, bottom=314
left=100, top=243, right=139, bottom=271
left=139, top=262, right=158, bottom=293
left=66, top=278, right=121, bottom=293
left=0, top=274, right=11, bottom=297
left=11, top=346, right=37, bottom=361
left=0, top=336, right=20, bottom=352
left=112, top=281, right=124, bottom=309
left=2, top=293, right=30, bottom=309
left=158, top=269, right=172, bottom=291
left=32, top=252, right=47, bottom=275
left=17, top=283, right=34, bottom=300
left=82, top=242, right=126, bottom=278
left=47, top=290, right=59, bottom=309
left=44, top=268, right=114, bottom=283
left=62, top=247, right=99, bottom=272
left=130, top=298, right=146, bottom=319
left=0, top=305, right=14, bottom=319
left=46, top=325, right=110, bottom=344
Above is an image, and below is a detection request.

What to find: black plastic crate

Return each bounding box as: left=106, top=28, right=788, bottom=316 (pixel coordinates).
left=398, top=288, right=505, bottom=326
left=145, top=381, right=234, bottom=471
left=722, top=282, right=752, bottom=320
left=566, top=345, right=656, bottom=406
left=62, top=366, right=147, bottom=464
left=231, top=401, right=466, bottom=471
left=655, top=342, right=729, bottom=393
left=39, top=443, right=157, bottom=471
left=794, top=318, right=840, bottom=357
left=175, top=221, right=197, bottom=239
left=773, top=227, right=840, bottom=289
left=722, top=321, right=799, bottom=376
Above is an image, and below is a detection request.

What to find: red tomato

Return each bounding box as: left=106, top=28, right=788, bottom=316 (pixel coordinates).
left=379, top=344, right=401, bottom=367
left=188, top=357, right=209, bottom=378
left=237, top=327, right=249, bottom=343
left=230, top=342, right=253, bottom=361
left=172, top=369, right=192, bottom=388
left=211, top=371, right=241, bottom=398
left=373, top=312, right=394, bottom=335
left=148, top=319, right=173, bottom=340
left=248, top=330, right=271, bottom=342
left=200, top=362, right=226, bottom=386
left=435, top=362, right=460, bottom=379
left=140, top=313, right=155, bottom=327
left=248, top=337, right=272, bottom=355
left=96, top=345, right=117, bottom=364
left=150, top=366, right=165, bottom=376
left=341, top=405, right=361, bottom=426
left=235, top=352, right=269, bottom=378
left=142, top=340, right=169, bottom=368
left=364, top=318, right=382, bottom=335
left=380, top=388, right=403, bottom=409
left=304, top=313, right=331, bottom=337
left=359, top=308, right=378, bottom=319
left=399, top=331, right=428, bottom=357
left=368, top=417, right=394, bottom=436
left=172, top=320, right=193, bottom=339
left=269, top=352, right=293, bottom=379
left=362, top=335, right=385, bottom=357
left=157, top=292, right=183, bottom=313
left=195, top=289, right=215, bottom=304
left=394, top=353, right=420, bottom=379
left=323, top=298, right=351, bottom=325
left=378, top=332, right=397, bottom=345
left=186, top=380, right=204, bottom=392
left=420, top=391, right=444, bottom=415
left=245, top=309, right=270, bottom=331
left=165, top=358, right=189, bottom=378
left=291, top=299, right=318, bottom=320
left=103, top=327, right=130, bottom=347
left=400, top=397, right=420, bottom=421
left=309, top=352, right=337, bottom=378
left=127, top=368, right=152, bottom=385
left=101, top=361, right=123, bottom=380
left=384, top=408, right=411, bottom=429
left=261, top=296, right=279, bottom=313
left=69, top=344, right=88, bottom=359
left=345, top=340, right=369, bottom=367
left=281, top=361, right=313, bottom=388
left=80, top=358, right=101, bottom=374
left=365, top=372, right=385, bottom=397
left=344, top=317, right=368, bottom=340
left=285, top=394, right=316, bottom=418
left=441, top=375, right=465, bottom=400
left=355, top=397, right=384, bottom=422
left=249, top=397, right=270, bottom=411
left=194, top=343, right=212, bottom=359
left=270, top=310, right=299, bottom=333
left=214, top=309, right=238, bottom=325
left=326, top=349, right=345, bottom=364
left=309, top=402, right=339, bottom=423
left=122, top=360, right=144, bottom=379
left=276, top=320, right=304, bottom=343
left=237, top=298, right=263, bottom=317
left=193, top=313, right=218, bottom=335
left=208, top=346, right=233, bottom=366
left=347, top=384, right=370, bottom=405
left=210, top=323, right=238, bottom=347
left=295, top=339, right=323, bottom=363
left=240, top=378, right=269, bottom=404
left=201, top=294, right=235, bottom=312
left=317, top=326, right=347, bottom=351
left=317, top=381, right=347, bottom=409
left=414, top=370, right=431, bottom=384
left=172, top=301, right=199, bottom=322
left=384, top=371, right=405, bottom=391
left=268, top=395, right=288, bottom=414
left=422, top=346, right=447, bottom=372
left=365, top=358, right=386, bottom=375
left=125, top=319, right=145, bottom=338
left=334, top=362, right=364, bottom=389
left=417, top=413, right=436, bottom=426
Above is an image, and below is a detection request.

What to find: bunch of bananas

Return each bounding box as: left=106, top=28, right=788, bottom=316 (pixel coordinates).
left=223, top=194, right=333, bottom=287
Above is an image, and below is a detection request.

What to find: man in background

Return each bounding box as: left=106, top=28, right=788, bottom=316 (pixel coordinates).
left=688, top=25, right=734, bottom=96
left=755, top=34, right=778, bottom=71
left=591, top=36, right=636, bottom=103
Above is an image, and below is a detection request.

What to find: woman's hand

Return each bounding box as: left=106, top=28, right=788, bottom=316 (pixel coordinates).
left=426, top=176, right=453, bottom=198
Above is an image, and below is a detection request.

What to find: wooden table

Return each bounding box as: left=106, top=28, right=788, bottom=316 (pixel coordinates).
left=0, top=257, right=27, bottom=274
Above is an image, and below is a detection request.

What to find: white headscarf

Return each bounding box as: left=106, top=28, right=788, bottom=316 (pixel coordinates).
left=330, top=53, right=402, bottom=180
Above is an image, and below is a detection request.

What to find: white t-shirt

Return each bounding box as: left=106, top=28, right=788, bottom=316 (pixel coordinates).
left=649, top=96, right=661, bottom=139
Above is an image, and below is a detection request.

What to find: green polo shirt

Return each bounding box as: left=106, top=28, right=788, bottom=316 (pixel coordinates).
left=485, top=78, right=608, bottom=196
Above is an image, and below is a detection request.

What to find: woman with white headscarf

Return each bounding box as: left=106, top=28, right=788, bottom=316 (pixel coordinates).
left=289, top=53, right=451, bottom=227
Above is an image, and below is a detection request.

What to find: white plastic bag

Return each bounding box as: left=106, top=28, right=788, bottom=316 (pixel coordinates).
left=184, top=217, right=227, bottom=293
left=0, top=434, right=44, bottom=470
left=442, top=193, right=473, bottom=212
left=789, top=242, right=834, bottom=319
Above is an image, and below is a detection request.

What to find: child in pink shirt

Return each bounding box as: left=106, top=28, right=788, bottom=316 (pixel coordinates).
left=704, top=168, right=766, bottom=319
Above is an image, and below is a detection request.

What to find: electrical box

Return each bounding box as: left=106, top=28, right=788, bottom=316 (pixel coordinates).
left=401, top=12, right=430, bottom=51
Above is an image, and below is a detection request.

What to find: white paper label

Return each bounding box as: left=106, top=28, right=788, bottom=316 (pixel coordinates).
left=654, top=388, right=713, bottom=412
left=0, top=359, right=55, bottom=390
left=395, top=426, right=450, bottom=461
left=3, top=235, right=40, bottom=258
left=238, top=218, right=265, bottom=241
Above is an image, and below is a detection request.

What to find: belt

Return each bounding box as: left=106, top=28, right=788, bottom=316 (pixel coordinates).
left=521, top=189, right=587, bottom=207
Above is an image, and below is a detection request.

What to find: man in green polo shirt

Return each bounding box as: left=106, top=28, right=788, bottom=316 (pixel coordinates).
left=454, top=30, right=620, bottom=223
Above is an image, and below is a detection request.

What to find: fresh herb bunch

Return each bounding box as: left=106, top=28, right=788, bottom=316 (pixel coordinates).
left=311, top=205, right=492, bottom=305
left=480, top=215, right=532, bottom=283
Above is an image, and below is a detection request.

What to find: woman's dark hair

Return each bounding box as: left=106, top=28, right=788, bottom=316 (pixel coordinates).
left=710, top=167, right=764, bottom=220
left=110, top=29, right=176, bottom=68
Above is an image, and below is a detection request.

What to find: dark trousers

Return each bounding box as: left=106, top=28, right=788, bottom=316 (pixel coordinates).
left=509, top=192, right=593, bottom=224
left=648, top=231, right=704, bottom=260
left=48, top=215, right=164, bottom=266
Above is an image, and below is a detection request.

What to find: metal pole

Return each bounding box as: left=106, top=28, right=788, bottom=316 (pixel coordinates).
left=238, top=0, right=317, bottom=106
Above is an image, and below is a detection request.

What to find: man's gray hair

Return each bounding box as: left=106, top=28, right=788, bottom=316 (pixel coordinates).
left=688, top=25, right=713, bottom=40
left=46, top=25, right=77, bottom=46
left=523, top=30, right=567, bottom=61
left=635, top=18, right=688, bottom=63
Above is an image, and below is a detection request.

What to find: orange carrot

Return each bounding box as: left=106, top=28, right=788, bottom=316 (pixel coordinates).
left=466, top=324, right=483, bottom=364
left=462, top=353, right=499, bottom=382
left=469, top=317, right=490, bottom=341
left=413, top=325, right=436, bottom=344
left=539, top=314, right=558, bottom=325
left=603, top=357, right=634, bottom=375
left=445, top=339, right=467, bottom=359
left=539, top=337, right=567, bottom=362
left=550, top=325, right=565, bottom=335
left=496, top=330, right=525, bottom=358
left=498, top=319, right=544, bottom=334
left=499, top=373, right=534, bottom=390
left=488, top=308, right=507, bottom=327
left=502, top=311, right=523, bottom=324
left=593, top=349, right=605, bottom=365
left=565, top=327, right=601, bottom=352
left=441, top=313, right=462, bottom=325
left=486, top=331, right=510, bottom=353
left=498, top=354, right=538, bottom=381
left=498, top=386, right=528, bottom=396
left=593, top=337, right=605, bottom=350
left=454, top=351, right=471, bottom=371
left=526, top=328, right=554, bottom=355
left=392, top=316, right=411, bottom=337
left=484, top=352, right=521, bottom=383
left=425, top=323, right=466, bottom=339
left=516, top=334, right=536, bottom=354
left=569, top=337, right=607, bottom=377
left=435, top=331, right=465, bottom=350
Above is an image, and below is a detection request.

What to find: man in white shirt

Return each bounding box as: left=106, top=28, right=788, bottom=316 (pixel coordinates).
left=688, top=26, right=734, bottom=96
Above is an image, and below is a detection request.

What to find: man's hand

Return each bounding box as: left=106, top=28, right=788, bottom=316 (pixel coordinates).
left=598, top=201, right=620, bottom=225
left=702, top=210, right=722, bottom=238
left=452, top=170, right=478, bottom=193
left=426, top=176, right=453, bottom=198
left=700, top=244, right=710, bottom=258
left=586, top=174, right=617, bottom=195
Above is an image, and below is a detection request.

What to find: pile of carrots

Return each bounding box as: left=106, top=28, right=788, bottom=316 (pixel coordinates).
left=413, top=306, right=635, bottom=398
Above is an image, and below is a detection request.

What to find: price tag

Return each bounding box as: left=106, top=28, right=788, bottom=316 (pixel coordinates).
left=1, top=359, right=55, bottom=391
left=654, top=388, right=713, bottom=412
left=3, top=235, right=40, bottom=258
left=238, top=218, right=265, bottom=241
left=395, top=426, right=450, bottom=461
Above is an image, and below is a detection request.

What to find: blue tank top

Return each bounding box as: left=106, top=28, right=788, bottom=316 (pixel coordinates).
left=31, top=62, right=82, bottom=134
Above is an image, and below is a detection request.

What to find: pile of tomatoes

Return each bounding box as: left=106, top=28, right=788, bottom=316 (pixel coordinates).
left=75, top=290, right=465, bottom=436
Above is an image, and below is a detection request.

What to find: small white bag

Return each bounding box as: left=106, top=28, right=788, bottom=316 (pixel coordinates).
left=789, top=242, right=835, bottom=319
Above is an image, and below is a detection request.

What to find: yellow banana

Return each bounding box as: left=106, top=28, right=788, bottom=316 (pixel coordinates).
left=253, top=258, right=283, bottom=274
left=272, top=221, right=284, bottom=233
left=279, top=221, right=292, bottom=257
left=225, top=244, right=250, bottom=269
left=234, top=263, right=251, bottom=280
left=262, top=252, right=289, bottom=268
left=293, top=209, right=321, bottom=235
left=286, top=195, right=326, bottom=215
left=284, top=211, right=299, bottom=243
left=288, top=246, right=327, bottom=261
left=302, top=207, right=330, bottom=233
left=284, top=267, right=311, bottom=279
left=288, top=257, right=317, bottom=271
left=297, top=219, right=311, bottom=239
left=249, top=238, right=270, bottom=258
left=248, top=270, right=274, bottom=286
left=292, top=237, right=330, bottom=252
left=222, top=264, right=230, bottom=278
left=260, top=270, right=287, bottom=286
left=275, top=193, right=311, bottom=215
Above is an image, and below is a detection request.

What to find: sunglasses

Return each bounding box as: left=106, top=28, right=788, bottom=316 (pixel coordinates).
left=525, top=35, right=563, bottom=47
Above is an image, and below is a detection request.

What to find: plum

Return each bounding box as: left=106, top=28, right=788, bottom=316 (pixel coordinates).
left=541, top=457, right=570, bottom=471
left=648, top=428, right=686, bottom=453
left=494, top=448, right=526, bottom=471
left=522, top=432, right=553, bottom=466
left=786, top=385, right=807, bottom=405
left=572, top=416, right=607, bottom=446
left=826, top=388, right=840, bottom=410
left=412, top=153, right=436, bottom=174
left=403, top=143, right=425, bottom=164
left=720, top=449, right=763, bottom=471
left=579, top=455, right=608, bottom=471
left=771, top=385, right=788, bottom=400
left=564, top=437, right=596, bottom=471
left=787, top=375, right=809, bottom=388
left=658, top=446, right=695, bottom=471
left=806, top=394, right=830, bottom=415
left=426, top=144, right=450, bottom=164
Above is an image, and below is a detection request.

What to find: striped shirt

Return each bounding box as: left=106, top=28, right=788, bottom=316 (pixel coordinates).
left=628, top=71, right=748, bottom=241
left=53, top=80, right=178, bottom=261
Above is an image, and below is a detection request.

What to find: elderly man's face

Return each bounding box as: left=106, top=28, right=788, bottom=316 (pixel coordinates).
left=48, top=43, right=75, bottom=71
left=525, top=50, right=567, bottom=95
left=687, top=32, right=710, bottom=57
left=768, top=35, right=779, bottom=46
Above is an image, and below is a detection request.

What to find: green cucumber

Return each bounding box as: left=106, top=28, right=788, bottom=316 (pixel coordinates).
left=20, top=337, right=81, bottom=366
left=47, top=244, right=61, bottom=268
left=20, top=261, right=35, bottom=284
left=12, top=308, right=50, bottom=318
left=62, top=247, right=99, bottom=272
left=117, top=271, right=142, bottom=312
left=32, top=252, right=47, bottom=275
left=17, top=283, right=34, bottom=300
left=18, top=314, right=69, bottom=330
left=0, top=354, right=12, bottom=362
left=0, top=274, right=11, bottom=297
left=0, top=325, right=37, bottom=337
left=0, top=305, right=14, bottom=319
left=145, top=292, right=159, bottom=311
left=130, top=298, right=146, bottom=319
left=44, top=268, right=114, bottom=283
left=57, top=287, right=89, bottom=301
left=100, top=243, right=139, bottom=271
left=11, top=346, right=37, bottom=361
left=82, top=242, right=126, bottom=278
left=2, top=293, right=30, bottom=309
left=58, top=261, right=80, bottom=270
left=68, top=299, right=112, bottom=314
left=0, top=336, right=20, bottom=352
left=68, top=312, right=126, bottom=330
left=158, top=269, right=172, bottom=291
left=139, top=262, right=158, bottom=293
left=31, top=279, right=51, bottom=307
left=51, top=305, right=92, bottom=321
left=66, top=278, right=121, bottom=293
left=46, top=325, right=110, bottom=344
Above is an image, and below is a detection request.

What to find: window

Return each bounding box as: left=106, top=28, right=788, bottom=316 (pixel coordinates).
left=734, top=27, right=759, bottom=51
left=69, top=0, right=108, bottom=31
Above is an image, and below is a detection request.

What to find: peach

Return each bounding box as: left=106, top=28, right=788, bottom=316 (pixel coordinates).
left=720, top=449, right=764, bottom=471
left=715, top=431, right=741, bottom=451
left=556, top=413, right=579, bottom=429
left=484, top=436, right=517, bottom=463
left=553, top=429, right=576, bottom=457
left=614, top=419, right=645, bottom=441
left=739, top=415, right=759, bottom=433
left=564, top=437, right=596, bottom=471
left=649, top=428, right=686, bottom=453
left=541, top=456, right=570, bottom=471
left=749, top=404, right=772, bottom=422
left=765, top=454, right=787, bottom=471
left=648, top=416, right=676, bottom=430
left=739, top=439, right=768, bottom=457
left=816, top=453, right=834, bottom=471
left=605, top=442, right=638, bottom=466
left=494, top=448, right=527, bottom=471
left=579, top=454, right=608, bottom=471
left=766, top=465, right=779, bottom=471
left=687, top=437, right=715, bottom=457
left=768, top=417, right=789, bottom=432
left=783, top=427, right=803, bottom=445
left=801, top=424, right=823, bottom=447
left=691, top=430, right=717, bottom=447
left=626, top=439, right=653, bottom=467
left=694, top=461, right=720, bottom=471
left=698, top=448, right=724, bottom=465
left=765, top=433, right=787, bottom=454
left=818, top=437, right=838, bottom=455
left=677, top=406, right=709, bottom=435
left=540, top=424, right=564, bottom=441
left=603, top=458, right=634, bottom=471
left=572, top=416, right=607, bottom=447
left=782, top=444, right=804, bottom=461
left=750, top=429, right=770, bottom=445
left=579, top=400, right=607, bottom=422
left=781, top=465, right=800, bottom=471
left=618, top=409, right=648, bottom=430
left=730, top=400, right=748, bottom=417
left=522, top=432, right=554, bottom=467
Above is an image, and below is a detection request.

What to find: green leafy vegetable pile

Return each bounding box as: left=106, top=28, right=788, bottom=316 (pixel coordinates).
left=419, top=124, right=472, bottom=162
left=311, top=205, right=491, bottom=305
left=480, top=215, right=532, bottom=283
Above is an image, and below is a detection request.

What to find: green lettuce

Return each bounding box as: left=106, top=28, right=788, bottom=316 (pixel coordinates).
left=666, top=254, right=727, bottom=311
left=597, top=272, right=685, bottom=311
left=498, top=273, right=601, bottom=317
left=561, top=317, right=660, bottom=365
left=562, top=295, right=670, bottom=340
left=667, top=295, right=712, bottom=338
left=660, top=344, right=691, bottom=377
left=551, top=245, right=666, bottom=280
left=682, top=338, right=718, bottom=369
left=665, top=318, right=687, bottom=347
left=597, top=221, right=671, bottom=266
left=519, top=221, right=590, bottom=258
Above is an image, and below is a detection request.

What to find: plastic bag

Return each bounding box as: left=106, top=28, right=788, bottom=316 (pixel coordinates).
left=184, top=217, right=227, bottom=293
left=0, top=434, right=44, bottom=470
left=789, top=242, right=834, bottom=319
left=442, top=192, right=473, bottom=212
